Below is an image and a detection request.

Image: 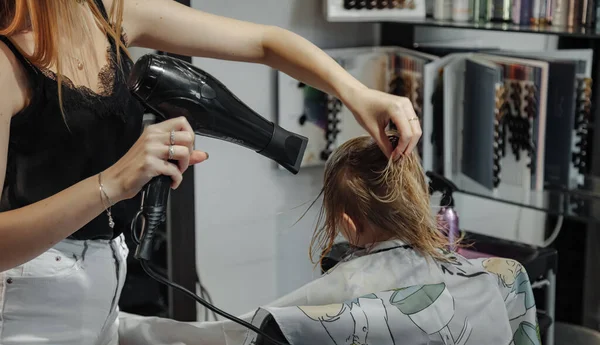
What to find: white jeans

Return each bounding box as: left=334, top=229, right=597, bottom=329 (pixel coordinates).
left=0, top=234, right=128, bottom=345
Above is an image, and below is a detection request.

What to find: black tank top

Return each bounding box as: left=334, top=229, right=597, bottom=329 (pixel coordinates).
left=0, top=0, right=145, bottom=240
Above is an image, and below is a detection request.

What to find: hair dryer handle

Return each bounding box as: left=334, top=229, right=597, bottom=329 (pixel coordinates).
left=134, top=174, right=172, bottom=261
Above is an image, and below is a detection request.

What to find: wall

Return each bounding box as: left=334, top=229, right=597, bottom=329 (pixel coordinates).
left=190, top=1, right=557, bottom=319
left=128, top=46, right=154, bottom=62
left=190, top=0, right=377, bottom=318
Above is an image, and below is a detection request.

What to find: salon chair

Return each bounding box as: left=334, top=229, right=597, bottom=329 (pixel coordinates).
left=462, top=232, right=556, bottom=335
left=255, top=316, right=290, bottom=345
left=318, top=236, right=557, bottom=343
left=554, top=322, right=600, bottom=345
left=254, top=173, right=558, bottom=345
left=256, top=198, right=558, bottom=345
left=255, top=235, right=556, bottom=345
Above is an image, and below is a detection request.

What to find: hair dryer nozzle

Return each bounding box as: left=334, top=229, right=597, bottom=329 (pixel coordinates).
left=261, top=125, right=308, bottom=174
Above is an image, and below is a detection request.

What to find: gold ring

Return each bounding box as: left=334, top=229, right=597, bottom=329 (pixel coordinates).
left=409, top=117, right=419, bottom=122
left=168, top=145, right=175, bottom=160
left=170, top=130, right=176, bottom=145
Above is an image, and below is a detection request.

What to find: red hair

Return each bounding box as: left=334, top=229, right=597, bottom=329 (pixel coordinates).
left=0, top=0, right=130, bottom=115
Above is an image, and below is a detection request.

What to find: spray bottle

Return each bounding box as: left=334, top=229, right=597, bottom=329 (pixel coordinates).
left=437, top=195, right=460, bottom=251
left=427, top=172, right=460, bottom=251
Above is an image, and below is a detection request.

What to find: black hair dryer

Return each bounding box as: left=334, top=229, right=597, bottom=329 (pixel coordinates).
left=127, top=54, right=309, bottom=261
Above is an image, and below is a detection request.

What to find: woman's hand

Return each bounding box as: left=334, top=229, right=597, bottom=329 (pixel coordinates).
left=347, top=88, right=422, bottom=160
left=102, top=117, right=209, bottom=202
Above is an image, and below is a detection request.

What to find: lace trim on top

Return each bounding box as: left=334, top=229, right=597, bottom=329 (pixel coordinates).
left=39, top=46, right=115, bottom=97
left=38, top=31, right=129, bottom=98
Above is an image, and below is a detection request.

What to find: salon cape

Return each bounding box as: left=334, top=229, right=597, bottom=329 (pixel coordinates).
left=117, top=240, right=540, bottom=345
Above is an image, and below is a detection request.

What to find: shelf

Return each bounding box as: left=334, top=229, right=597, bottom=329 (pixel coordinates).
left=461, top=231, right=557, bottom=278
left=432, top=173, right=600, bottom=223
left=379, top=18, right=600, bottom=38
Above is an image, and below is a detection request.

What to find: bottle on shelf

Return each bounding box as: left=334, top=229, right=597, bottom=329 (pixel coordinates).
left=545, top=0, right=554, bottom=23
left=581, top=0, right=596, bottom=27
left=553, top=0, right=570, bottom=26
left=471, top=0, right=486, bottom=21
left=434, top=0, right=454, bottom=19
left=567, top=0, right=581, bottom=27
left=427, top=0, right=436, bottom=16
left=377, top=0, right=390, bottom=9
left=487, top=0, right=514, bottom=22
left=453, top=0, right=472, bottom=21
left=529, top=0, right=549, bottom=24
left=596, top=0, right=600, bottom=29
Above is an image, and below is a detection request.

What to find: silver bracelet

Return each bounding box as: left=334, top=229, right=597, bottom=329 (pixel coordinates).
left=98, top=172, right=115, bottom=229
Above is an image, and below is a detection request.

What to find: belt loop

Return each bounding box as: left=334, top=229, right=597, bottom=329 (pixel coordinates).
left=82, top=241, right=89, bottom=261
left=120, top=235, right=127, bottom=251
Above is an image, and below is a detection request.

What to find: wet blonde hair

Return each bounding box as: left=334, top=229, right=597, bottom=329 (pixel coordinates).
left=309, top=132, right=452, bottom=264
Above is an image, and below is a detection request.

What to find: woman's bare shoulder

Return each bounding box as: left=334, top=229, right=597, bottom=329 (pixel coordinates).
left=0, top=40, right=29, bottom=118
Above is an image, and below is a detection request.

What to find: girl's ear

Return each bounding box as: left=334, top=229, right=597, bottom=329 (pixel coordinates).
left=342, top=213, right=357, bottom=231
left=341, top=213, right=359, bottom=242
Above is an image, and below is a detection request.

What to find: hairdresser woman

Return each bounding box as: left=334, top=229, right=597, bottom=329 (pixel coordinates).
left=0, top=0, right=421, bottom=344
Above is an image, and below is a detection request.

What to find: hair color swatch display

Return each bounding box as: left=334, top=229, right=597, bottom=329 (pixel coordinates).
left=324, top=0, right=426, bottom=21
left=278, top=47, right=437, bottom=168
left=494, top=84, right=509, bottom=188
left=388, top=53, right=427, bottom=157
left=343, top=0, right=417, bottom=10
left=461, top=57, right=504, bottom=191
left=573, top=78, right=592, bottom=176
left=278, top=46, right=593, bottom=220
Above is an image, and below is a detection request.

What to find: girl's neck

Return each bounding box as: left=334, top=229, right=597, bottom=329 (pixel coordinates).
left=351, top=229, right=394, bottom=247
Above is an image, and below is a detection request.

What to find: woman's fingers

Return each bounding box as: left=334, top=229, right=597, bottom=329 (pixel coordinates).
left=146, top=117, right=203, bottom=174
left=387, top=98, right=421, bottom=160
left=190, top=151, right=209, bottom=165
left=157, top=116, right=196, bottom=151
left=402, top=99, right=422, bottom=156
left=162, top=145, right=191, bottom=173
left=156, top=158, right=184, bottom=189
left=159, top=145, right=209, bottom=171
left=370, top=123, right=393, bottom=159
left=389, top=104, right=413, bottom=160
left=178, top=118, right=196, bottom=153
left=161, top=130, right=195, bottom=148
left=153, top=116, right=192, bottom=133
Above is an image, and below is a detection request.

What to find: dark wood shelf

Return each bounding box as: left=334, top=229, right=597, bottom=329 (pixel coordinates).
left=380, top=18, right=600, bottom=38
left=427, top=172, right=600, bottom=224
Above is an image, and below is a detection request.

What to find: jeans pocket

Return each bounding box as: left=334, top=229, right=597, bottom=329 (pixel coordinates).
left=16, top=247, right=82, bottom=280
left=1, top=262, right=95, bottom=345
left=0, top=246, right=117, bottom=345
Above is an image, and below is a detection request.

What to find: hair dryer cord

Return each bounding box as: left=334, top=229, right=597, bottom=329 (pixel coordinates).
left=137, top=259, right=287, bottom=345
left=131, top=224, right=289, bottom=345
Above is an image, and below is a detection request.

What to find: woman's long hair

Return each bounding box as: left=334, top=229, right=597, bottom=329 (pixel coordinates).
left=0, top=0, right=129, bottom=115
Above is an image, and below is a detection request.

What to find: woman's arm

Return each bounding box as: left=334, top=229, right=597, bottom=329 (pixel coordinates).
left=0, top=43, right=110, bottom=271
left=122, top=0, right=363, bottom=106
left=120, top=0, right=421, bottom=158
left=0, top=41, right=207, bottom=272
